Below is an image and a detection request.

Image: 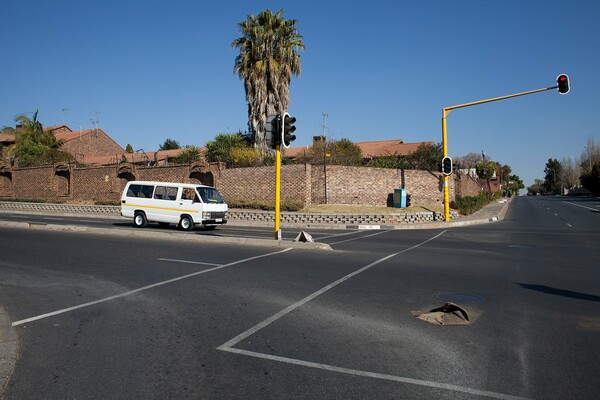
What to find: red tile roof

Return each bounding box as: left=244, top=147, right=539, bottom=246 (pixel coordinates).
left=285, top=139, right=434, bottom=159
left=79, top=148, right=206, bottom=166
left=0, top=134, right=15, bottom=143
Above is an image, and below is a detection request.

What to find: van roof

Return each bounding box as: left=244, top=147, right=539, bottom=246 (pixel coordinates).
left=125, top=181, right=215, bottom=189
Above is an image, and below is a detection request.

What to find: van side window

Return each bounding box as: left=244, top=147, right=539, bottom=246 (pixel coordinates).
left=127, top=184, right=154, bottom=198
left=154, top=186, right=177, bottom=201
left=126, top=184, right=141, bottom=197
left=140, top=185, right=154, bottom=198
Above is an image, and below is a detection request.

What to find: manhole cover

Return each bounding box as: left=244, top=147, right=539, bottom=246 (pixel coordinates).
left=435, top=293, right=485, bottom=304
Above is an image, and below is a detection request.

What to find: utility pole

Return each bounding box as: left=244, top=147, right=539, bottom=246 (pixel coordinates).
left=322, top=112, right=329, bottom=204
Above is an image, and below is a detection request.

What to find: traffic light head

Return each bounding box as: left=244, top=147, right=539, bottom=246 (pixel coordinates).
left=442, top=156, right=453, bottom=176
left=281, top=112, right=297, bottom=148
left=268, top=115, right=282, bottom=149
left=557, top=74, right=570, bottom=94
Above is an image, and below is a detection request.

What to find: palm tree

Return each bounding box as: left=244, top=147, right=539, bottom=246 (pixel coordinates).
left=232, top=8, right=304, bottom=155
left=205, top=132, right=248, bottom=166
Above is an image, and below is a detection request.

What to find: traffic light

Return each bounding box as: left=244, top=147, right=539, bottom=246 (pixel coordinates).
left=281, top=112, right=297, bottom=148
left=442, top=156, right=452, bottom=176
left=269, top=115, right=282, bottom=149
left=557, top=74, right=570, bottom=94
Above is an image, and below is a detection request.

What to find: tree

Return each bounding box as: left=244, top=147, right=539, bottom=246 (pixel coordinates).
left=507, top=174, right=524, bottom=195
left=405, top=142, right=443, bottom=171
left=476, top=160, right=496, bottom=193
left=205, top=132, right=249, bottom=167
left=10, top=110, right=70, bottom=167
left=544, top=158, right=562, bottom=194
left=580, top=161, right=600, bottom=196
left=528, top=179, right=545, bottom=195
left=172, top=146, right=201, bottom=164
left=232, top=8, right=304, bottom=155
left=125, top=144, right=134, bottom=153
left=159, top=138, right=180, bottom=151
left=305, top=138, right=362, bottom=166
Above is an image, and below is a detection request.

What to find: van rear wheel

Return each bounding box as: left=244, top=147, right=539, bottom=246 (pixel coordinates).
left=179, top=215, right=194, bottom=231
left=134, top=212, right=147, bottom=228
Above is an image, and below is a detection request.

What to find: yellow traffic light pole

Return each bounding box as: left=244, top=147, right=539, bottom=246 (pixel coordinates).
left=442, top=85, right=557, bottom=222
left=274, top=143, right=282, bottom=240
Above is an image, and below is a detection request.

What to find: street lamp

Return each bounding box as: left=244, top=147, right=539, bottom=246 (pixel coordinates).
left=570, top=156, right=576, bottom=188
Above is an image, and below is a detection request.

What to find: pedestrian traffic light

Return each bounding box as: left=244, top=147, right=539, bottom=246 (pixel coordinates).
left=269, top=115, right=282, bottom=149
left=442, top=156, right=452, bottom=176
left=281, top=112, right=297, bottom=148
left=557, top=74, right=570, bottom=94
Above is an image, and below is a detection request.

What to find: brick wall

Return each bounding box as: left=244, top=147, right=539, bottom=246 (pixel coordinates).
left=0, top=162, right=474, bottom=207
left=218, top=164, right=310, bottom=205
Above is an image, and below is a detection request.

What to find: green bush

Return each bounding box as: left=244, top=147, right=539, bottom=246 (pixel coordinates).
left=455, top=192, right=491, bottom=215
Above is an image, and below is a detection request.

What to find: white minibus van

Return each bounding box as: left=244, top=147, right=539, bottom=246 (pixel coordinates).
left=120, top=181, right=227, bottom=230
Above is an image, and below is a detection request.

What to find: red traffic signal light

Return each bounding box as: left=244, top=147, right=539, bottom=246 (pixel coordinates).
left=557, top=74, right=570, bottom=94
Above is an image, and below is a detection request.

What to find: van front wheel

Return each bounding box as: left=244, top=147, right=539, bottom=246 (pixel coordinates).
left=179, top=215, right=194, bottom=231
left=134, top=212, right=147, bottom=228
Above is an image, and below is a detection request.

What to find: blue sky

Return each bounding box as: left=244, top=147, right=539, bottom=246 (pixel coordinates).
left=2, top=0, right=599, bottom=188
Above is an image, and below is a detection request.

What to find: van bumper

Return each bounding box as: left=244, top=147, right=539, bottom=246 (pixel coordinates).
left=202, top=219, right=227, bottom=225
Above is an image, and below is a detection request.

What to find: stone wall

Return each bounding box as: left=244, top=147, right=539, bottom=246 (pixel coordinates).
left=0, top=162, right=483, bottom=207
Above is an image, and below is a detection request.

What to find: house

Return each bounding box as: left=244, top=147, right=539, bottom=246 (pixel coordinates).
left=0, top=124, right=125, bottom=165
left=46, top=125, right=125, bottom=164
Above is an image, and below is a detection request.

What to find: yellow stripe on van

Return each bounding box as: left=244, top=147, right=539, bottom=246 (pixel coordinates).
left=121, top=203, right=200, bottom=213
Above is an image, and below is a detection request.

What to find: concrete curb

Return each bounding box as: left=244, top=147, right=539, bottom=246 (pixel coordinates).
left=0, top=220, right=333, bottom=251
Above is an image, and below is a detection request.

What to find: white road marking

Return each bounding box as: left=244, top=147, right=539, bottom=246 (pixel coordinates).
left=330, top=230, right=389, bottom=245
left=317, top=230, right=364, bottom=240
left=217, top=230, right=530, bottom=399
left=218, top=231, right=443, bottom=350
left=220, top=348, right=530, bottom=400
left=12, top=248, right=293, bottom=326
left=564, top=201, right=600, bottom=212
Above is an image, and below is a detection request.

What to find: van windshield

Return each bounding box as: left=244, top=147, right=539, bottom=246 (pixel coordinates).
left=196, top=187, right=225, bottom=204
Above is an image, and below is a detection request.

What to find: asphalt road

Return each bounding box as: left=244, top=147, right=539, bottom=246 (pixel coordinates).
left=0, top=196, right=599, bottom=399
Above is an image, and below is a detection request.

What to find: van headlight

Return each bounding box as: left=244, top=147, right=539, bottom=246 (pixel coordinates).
left=202, top=212, right=211, bottom=219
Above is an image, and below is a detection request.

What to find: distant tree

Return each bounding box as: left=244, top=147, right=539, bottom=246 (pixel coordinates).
left=459, top=152, right=483, bottom=169
left=544, top=158, right=562, bottom=194
left=498, top=164, right=512, bottom=184
left=172, top=146, right=201, bottom=164
left=507, top=174, right=524, bottom=195
left=159, top=138, right=181, bottom=151
left=125, top=144, right=134, bottom=153
left=528, top=179, right=545, bottom=195
left=232, top=8, right=304, bottom=155
left=580, top=161, right=600, bottom=196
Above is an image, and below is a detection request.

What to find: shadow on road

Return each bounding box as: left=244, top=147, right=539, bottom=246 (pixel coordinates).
left=517, top=283, right=600, bottom=302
